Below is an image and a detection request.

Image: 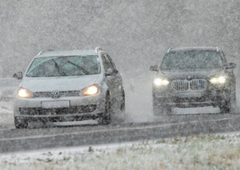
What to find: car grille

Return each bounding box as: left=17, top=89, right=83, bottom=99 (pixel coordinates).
left=172, top=79, right=207, bottom=91
left=19, top=105, right=97, bottom=115
left=34, top=91, right=79, bottom=98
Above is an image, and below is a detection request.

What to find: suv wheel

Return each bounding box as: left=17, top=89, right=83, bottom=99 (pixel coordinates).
left=230, top=96, right=237, bottom=114
left=230, top=82, right=237, bottom=113
left=120, top=90, right=125, bottom=112
left=220, top=100, right=231, bottom=113
left=14, top=117, right=28, bottom=129
left=220, top=96, right=235, bottom=114
left=220, top=85, right=236, bottom=114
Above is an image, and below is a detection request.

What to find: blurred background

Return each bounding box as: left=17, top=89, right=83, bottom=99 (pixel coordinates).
left=0, top=0, right=239, bottom=121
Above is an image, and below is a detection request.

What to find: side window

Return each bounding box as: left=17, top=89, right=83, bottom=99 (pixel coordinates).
left=220, top=51, right=227, bottom=65
left=106, top=54, right=117, bottom=70
left=102, top=54, right=112, bottom=72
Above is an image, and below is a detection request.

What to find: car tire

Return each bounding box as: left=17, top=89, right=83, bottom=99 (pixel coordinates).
left=153, top=97, right=171, bottom=116
left=219, top=96, right=233, bottom=114
left=118, top=91, right=126, bottom=122
left=220, top=83, right=236, bottom=114
left=230, top=81, right=237, bottom=113
left=99, top=94, right=111, bottom=125
left=230, top=95, right=237, bottom=114
left=120, top=90, right=125, bottom=112
left=14, top=117, right=28, bottom=129
left=220, top=100, right=230, bottom=113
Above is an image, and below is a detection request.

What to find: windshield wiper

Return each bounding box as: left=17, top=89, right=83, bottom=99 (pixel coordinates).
left=52, top=59, right=67, bottom=76
left=67, top=61, right=89, bottom=75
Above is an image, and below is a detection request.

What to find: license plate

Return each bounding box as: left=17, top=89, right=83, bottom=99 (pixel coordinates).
left=42, top=101, right=70, bottom=108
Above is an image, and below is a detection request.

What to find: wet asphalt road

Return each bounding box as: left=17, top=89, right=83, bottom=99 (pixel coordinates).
left=0, top=112, right=240, bottom=153
left=1, top=80, right=240, bottom=153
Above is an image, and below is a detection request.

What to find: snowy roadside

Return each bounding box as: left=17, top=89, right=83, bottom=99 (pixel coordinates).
left=1, top=134, right=240, bottom=170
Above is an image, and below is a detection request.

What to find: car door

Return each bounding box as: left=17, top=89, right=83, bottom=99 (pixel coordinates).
left=107, top=54, right=124, bottom=108
left=221, top=51, right=236, bottom=99
left=102, top=54, right=123, bottom=110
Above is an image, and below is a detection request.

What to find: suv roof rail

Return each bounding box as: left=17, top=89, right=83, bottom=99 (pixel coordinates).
left=167, top=48, right=172, bottom=53
left=37, top=49, right=54, bottom=55
left=95, top=46, right=104, bottom=53
left=216, top=46, right=220, bottom=52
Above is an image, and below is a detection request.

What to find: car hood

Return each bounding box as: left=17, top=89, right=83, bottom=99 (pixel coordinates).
left=20, top=75, right=100, bottom=92
left=158, top=68, right=225, bottom=80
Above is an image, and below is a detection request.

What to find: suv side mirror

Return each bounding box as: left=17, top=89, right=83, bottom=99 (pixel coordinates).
left=150, top=65, right=159, bottom=72
left=13, top=71, right=23, bottom=79
left=105, top=68, right=114, bottom=76
left=226, top=62, right=236, bottom=69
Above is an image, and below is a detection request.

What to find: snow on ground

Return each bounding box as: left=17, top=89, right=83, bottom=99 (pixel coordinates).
left=1, top=134, right=240, bottom=170
left=0, top=101, right=14, bottom=129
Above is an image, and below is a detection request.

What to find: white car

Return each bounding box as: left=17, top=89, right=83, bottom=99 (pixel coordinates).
left=13, top=47, right=125, bottom=128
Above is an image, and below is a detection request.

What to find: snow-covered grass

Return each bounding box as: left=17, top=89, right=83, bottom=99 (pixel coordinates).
left=1, top=134, right=240, bottom=170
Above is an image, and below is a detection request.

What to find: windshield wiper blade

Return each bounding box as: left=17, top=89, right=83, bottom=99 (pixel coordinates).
left=52, top=59, right=67, bottom=76
left=67, top=61, right=89, bottom=75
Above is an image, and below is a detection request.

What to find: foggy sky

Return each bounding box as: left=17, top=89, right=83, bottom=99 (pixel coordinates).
left=0, top=0, right=240, bottom=77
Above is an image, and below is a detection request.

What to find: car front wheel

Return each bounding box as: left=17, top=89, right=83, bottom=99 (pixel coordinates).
left=120, top=90, right=125, bottom=112
left=220, top=85, right=236, bottom=114
left=99, top=94, right=111, bottom=125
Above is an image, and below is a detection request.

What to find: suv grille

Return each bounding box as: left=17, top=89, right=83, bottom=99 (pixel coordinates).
left=172, top=79, right=207, bottom=91
left=34, top=91, right=79, bottom=98
left=19, top=105, right=97, bottom=115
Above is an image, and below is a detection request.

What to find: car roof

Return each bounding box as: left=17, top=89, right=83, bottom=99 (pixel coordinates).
left=169, top=47, right=220, bottom=52
left=36, top=50, right=98, bottom=58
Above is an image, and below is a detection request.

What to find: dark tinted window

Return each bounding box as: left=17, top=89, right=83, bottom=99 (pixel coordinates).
left=106, top=54, right=117, bottom=70
left=102, top=54, right=113, bottom=72
left=161, top=50, right=223, bottom=70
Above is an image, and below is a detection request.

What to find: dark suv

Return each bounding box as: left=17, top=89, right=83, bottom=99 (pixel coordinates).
left=150, top=47, right=236, bottom=115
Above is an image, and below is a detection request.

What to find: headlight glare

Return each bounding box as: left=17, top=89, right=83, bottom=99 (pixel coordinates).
left=81, top=85, right=99, bottom=96
left=18, top=88, right=33, bottom=98
left=218, top=76, right=226, bottom=84
left=153, top=78, right=169, bottom=86
left=210, top=76, right=226, bottom=84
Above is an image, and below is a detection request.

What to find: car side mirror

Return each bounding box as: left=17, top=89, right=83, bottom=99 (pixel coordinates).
left=13, top=71, right=23, bottom=79
left=150, top=65, right=158, bottom=72
left=226, top=62, right=236, bottom=69
left=105, top=68, right=114, bottom=76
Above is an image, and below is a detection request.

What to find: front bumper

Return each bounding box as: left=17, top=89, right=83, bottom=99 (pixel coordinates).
left=153, top=84, right=230, bottom=108
left=13, top=94, right=105, bottom=122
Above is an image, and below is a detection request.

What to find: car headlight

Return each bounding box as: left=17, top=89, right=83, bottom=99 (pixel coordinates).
left=17, top=88, right=33, bottom=98
left=210, top=76, right=226, bottom=84
left=80, top=85, right=99, bottom=96
left=153, top=78, right=169, bottom=86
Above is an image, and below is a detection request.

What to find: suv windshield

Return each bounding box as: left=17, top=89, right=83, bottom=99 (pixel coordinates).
left=26, top=55, right=100, bottom=77
left=160, top=50, right=223, bottom=70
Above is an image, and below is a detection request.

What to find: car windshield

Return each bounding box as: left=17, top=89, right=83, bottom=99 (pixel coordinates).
left=160, top=50, right=223, bottom=70
left=26, top=55, right=101, bottom=77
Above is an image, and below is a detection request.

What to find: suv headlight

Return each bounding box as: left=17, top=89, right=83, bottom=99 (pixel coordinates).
left=80, top=85, right=99, bottom=96
left=210, top=76, right=226, bottom=84
left=18, top=88, right=33, bottom=98
left=153, top=78, right=169, bottom=86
